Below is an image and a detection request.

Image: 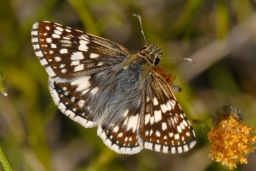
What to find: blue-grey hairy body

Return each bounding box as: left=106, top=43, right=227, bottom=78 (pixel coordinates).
left=94, top=59, right=144, bottom=127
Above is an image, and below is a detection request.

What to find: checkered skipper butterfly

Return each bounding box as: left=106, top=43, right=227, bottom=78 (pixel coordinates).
left=31, top=17, right=196, bottom=154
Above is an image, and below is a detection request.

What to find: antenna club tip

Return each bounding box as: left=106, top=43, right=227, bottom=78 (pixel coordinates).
left=186, top=58, right=195, bottom=64
left=168, top=56, right=195, bottom=64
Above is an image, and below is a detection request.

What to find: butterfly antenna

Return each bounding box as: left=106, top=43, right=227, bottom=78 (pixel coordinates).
left=169, top=56, right=195, bottom=64
left=132, top=13, right=147, bottom=45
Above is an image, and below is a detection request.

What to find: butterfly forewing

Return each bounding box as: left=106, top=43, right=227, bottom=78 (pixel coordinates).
left=31, top=21, right=129, bottom=78
left=32, top=21, right=130, bottom=128
left=139, top=72, right=196, bottom=153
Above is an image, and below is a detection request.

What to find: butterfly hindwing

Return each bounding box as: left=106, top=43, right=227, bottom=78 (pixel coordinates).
left=139, top=72, right=196, bottom=153
left=96, top=68, right=144, bottom=154
left=49, top=78, right=97, bottom=127
left=97, top=107, right=143, bottom=154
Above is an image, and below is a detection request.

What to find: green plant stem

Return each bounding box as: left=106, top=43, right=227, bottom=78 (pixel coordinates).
left=0, top=146, right=13, bottom=171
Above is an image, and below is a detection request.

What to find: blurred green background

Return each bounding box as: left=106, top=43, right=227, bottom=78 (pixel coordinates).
left=1, top=0, right=256, bottom=171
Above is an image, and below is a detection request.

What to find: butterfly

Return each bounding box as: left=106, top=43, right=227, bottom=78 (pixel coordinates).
left=31, top=19, right=196, bottom=154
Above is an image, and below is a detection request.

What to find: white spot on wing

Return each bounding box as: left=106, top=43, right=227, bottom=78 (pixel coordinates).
left=51, top=44, right=57, bottom=48
left=54, top=29, right=62, bottom=35
left=32, top=22, right=39, bottom=30
left=46, top=66, right=55, bottom=77
left=113, top=126, right=119, bottom=133
left=78, top=100, right=85, bottom=108
left=97, top=62, right=104, bottom=66
left=182, top=120, right=188, bottom=127
left=155, top=144, right=161, bottom=152
left=146, top=96, right=150, bottom=102
left=144, top=142, right=153, bottom=150
left=126, top=115, right=139, bottom=132
left=160, top=104, right=168, bottom=113
left=177, top=146, right=183, bottom=153
left=90, top=87, right=99, bottom=95
left=123, top=109, right=129, bottom=117
left=171, top=147, right=176, bottom=154
left=183, top=144, right=189, bottom=152
left=52, top=33, right=60, bottom=38
left=153, top=97, right=159, bottom=105
left=56, top=26, right=64, bottom=32
left=177, top=125, right=182, bottom=133
left=154, top=110, right=162, bottom=122
left=162, top=146, right=169, bottom=153
left=71, top=60, right=80, bottom=66
left=40, top=59, right=48, bottom=65
left=46, top=38, right=52, bottom=43
left=71, top=52, right=84, bottom=60
left=162, top=122, right=167, bottom=130
left=31, top=37, right=38, bottom=43
left=74, top=64, right=84, bottom=72
left=71, top=76, right=91, bottom=92
left=33, top=44, right=40, bottom=49
left=174, top=134, right=180, bottom=140
left=65, top=28, right=71, bottom=32
left=90, top=53, right=99, bottom=59
left=35, top=51, right=43, bottom=57
left=61, top=69, right=67, bottom=73
left=60, top=48, right=68, bottom=54
left=155, top=131, right=161, bottom=137
left=169, top=132, right=174, bottom=137
left=31, top=31, right=38, bottom=36
left=78, top=40, right=88, bottom=51
left=59, top=64, right=65, bottom=68
left=190, top=140, right=196, bottom=148
left=117, top=132, right=123, bottom=137
left=144, top=114, right=150, bottom=125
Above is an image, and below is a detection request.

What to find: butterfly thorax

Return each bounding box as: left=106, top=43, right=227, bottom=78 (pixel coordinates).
left=123, top=44, right=162, bottom=69
left=138, top=44, right=162, bottom=66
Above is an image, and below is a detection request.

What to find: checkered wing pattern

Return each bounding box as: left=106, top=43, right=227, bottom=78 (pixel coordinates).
left=139, top=72, right=196, bottom=153
left=31, top=21, right=129, bottom=78
left=97, top=93, right=143, bottom=154
left=31, top=21, right=129, bottom=128
left=31, top=21, right=196, bottom=154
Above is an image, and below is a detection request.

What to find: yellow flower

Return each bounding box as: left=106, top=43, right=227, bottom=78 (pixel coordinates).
left=208, top=105, right=256, bottom=169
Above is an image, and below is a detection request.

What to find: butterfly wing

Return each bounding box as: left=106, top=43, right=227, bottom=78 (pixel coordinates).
left=31, top=21, right=129, bottom=78
left=31, top=21, right=196, bottom=154
left=96, top=67, right=196, bottom=154
left=139, top=71, right=196, bottom=153
left=97, top=92, right=143, bottom=154
left=95, top=61, right=145, bottom=154
left=31, top=21, right=129, bottom=128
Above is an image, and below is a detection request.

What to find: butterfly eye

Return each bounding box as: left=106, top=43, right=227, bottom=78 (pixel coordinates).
left=154, top=57, right=160, bottom=65
left=140, top=46, right=147, bottom=51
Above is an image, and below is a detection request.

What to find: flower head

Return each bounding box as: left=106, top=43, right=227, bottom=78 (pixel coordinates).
left=208, top=105, right=256, bottom=169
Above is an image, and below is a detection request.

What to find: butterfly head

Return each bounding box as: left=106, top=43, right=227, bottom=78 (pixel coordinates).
left=139, top=44, right=162, bottom=66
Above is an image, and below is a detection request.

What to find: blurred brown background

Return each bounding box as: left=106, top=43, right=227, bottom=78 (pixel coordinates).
left=0, top=0, right=256, bottom=171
